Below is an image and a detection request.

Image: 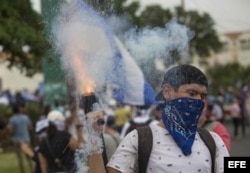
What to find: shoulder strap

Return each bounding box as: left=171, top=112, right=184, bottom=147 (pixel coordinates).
left=136, top=126, right=153, bottom=173
left=101, top=134, right=108, bottom=167
left=197, top=128, right=216, bottom=173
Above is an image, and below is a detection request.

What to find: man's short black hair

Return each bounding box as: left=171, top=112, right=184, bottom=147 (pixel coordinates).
left=12, top=105, right=20, bottom=114
left=156, top=64, right=208, bottom=101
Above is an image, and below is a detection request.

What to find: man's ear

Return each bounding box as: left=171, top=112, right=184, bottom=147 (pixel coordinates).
left=162, top=84, right=174, bottom=100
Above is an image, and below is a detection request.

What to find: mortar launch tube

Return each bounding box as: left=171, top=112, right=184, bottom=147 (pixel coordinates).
left=80, top=93, right=105, bottom=125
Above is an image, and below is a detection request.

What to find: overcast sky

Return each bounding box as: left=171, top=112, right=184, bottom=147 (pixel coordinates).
left=31, top=0, right=250, bottom=33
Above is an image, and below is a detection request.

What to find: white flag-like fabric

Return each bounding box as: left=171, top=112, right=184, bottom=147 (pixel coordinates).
left=114, top=37, right=156, bottom=105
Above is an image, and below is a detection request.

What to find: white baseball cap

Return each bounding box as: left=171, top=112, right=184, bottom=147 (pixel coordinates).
left=47, top=110, right=65, bottom=131
left=35, top=119, right=49, bottom=133
left=47, top=110, right=65, bottom=122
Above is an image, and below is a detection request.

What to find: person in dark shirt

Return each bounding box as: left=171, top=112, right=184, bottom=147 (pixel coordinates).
left=39, top=129, right=76, bottom=173
left=38, top=110, right=83, bottom=173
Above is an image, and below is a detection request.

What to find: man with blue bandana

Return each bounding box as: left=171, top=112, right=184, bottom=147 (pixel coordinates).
left=86, top=64, right=229, bottom=173
left=103, top=64, right=229, bottom=173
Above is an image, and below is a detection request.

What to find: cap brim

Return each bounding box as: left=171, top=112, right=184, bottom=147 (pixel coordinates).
left=155, top=90, right=164, bottom=101
left=35, top=119, right=49, bottom=133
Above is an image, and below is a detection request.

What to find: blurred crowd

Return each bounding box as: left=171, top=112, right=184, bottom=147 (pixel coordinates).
left=0, top=87, right=161, bottom=173
left=0, top=83, right=250, bottom=173
left=206, top=84, right=250, bottom=139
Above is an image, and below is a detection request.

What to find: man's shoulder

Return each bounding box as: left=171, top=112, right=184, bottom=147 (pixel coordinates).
left=135, top=123, right=165, bottom=139
left=206, top=130, right=225, bottom=146
left=18, top=114, right=31, bottom=122
left=9, top=115, right=19, bottom=122
left=208, top=130, right=220, bottom=138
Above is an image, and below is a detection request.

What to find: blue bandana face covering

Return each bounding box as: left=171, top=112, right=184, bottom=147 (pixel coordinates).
left=161, top=97, right=204, bottom=156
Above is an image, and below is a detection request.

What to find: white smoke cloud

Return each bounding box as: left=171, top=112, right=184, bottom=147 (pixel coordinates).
left=50, top=0, right=116, bottom=99
left=122, top=19, right=194, bottom=63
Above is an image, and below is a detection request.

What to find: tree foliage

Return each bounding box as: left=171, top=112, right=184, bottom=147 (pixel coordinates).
left=206, top=63, right=250, bottom=94
left=0, top=0, right=47, bottom=76
left=139, top=5, right=172, bottom=28
left=180, top=9, right=222, bottom=58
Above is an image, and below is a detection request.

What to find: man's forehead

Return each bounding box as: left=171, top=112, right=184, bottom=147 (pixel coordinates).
left=179, top=84, right=208, bottom=93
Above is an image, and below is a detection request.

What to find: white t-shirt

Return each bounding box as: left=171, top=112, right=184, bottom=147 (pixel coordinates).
left=107, top=123, right=229, bottom=173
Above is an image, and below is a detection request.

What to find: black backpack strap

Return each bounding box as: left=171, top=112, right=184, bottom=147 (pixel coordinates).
left=101, top=133, right=108, bottom=167
left=198, top=128, right=216, bottom=173
left=136, top=126, right=153, bottom=173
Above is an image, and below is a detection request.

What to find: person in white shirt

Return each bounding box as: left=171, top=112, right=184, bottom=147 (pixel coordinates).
left=87, top=64, right=230, bottom=173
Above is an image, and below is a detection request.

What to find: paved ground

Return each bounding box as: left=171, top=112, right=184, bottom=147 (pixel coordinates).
left=224, top=122, right=250, bottom=156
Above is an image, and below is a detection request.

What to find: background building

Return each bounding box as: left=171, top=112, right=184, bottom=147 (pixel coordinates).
left=192, top=30, right=250, bottom=69
left=0, top=54, right=43, bottom=93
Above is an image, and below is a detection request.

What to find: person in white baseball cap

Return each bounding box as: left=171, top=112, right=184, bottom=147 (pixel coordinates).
left=38, top=110, right=80, bottom=173
left=47, top=110, right=65, bottom=131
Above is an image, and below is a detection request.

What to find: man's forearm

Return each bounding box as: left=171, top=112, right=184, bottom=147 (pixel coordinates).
left=88, top=153, right=106, bottom=173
